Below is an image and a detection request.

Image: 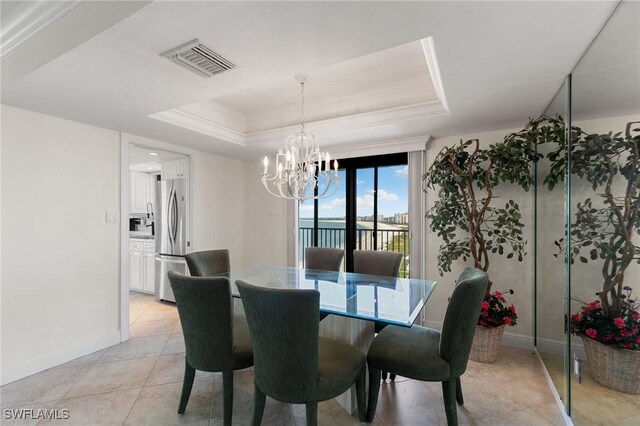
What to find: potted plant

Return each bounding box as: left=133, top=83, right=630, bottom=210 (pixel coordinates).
left=423, top=134, right=539, bottom=362
left=530, top=116, right=640, bottom=393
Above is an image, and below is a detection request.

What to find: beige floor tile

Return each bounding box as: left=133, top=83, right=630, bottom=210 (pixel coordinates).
left=137, top=308, right=179, bottom=322
left=162, top=334, right=186, bottom=355
left=99, top=335, right=169, bottom=363
left=476, top=407, right=559, bottom=426
left=39, top=388, right=141, bottom=425
left=291, top=398, right=377, bottom=426
left=65, top=357, right=157, bottom=398
left=612, top=415, right=640, bottom=426
left=52, top=349, right=108, bottom=370
left=0, top=366, right=89, bottom=408
left=146, top=353, right=217, bottom=387
left=129, top=319, right=178, bottom=338
left=0, top=400, right=58, bottom=426
left=124, top=378, right=215, bottom=425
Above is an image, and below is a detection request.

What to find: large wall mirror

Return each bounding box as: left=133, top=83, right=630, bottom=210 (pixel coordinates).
left=536, top=1, right=640, bottom=423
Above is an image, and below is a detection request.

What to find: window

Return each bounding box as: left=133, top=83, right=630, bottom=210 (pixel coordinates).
left=298, top=153, right=409, bottom=276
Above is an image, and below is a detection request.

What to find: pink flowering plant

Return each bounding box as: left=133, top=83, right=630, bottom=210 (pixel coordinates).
left=478, top=289, right=518, bottom=328
left=570, top=287, right=640, bottom=350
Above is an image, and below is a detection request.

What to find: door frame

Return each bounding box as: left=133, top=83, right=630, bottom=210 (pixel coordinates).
left=119, top=133, right=194, bottom=342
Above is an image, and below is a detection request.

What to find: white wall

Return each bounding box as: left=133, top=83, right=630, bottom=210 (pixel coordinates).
left=242, top=159, right=290, bottom=267
left=1, top=105, right=121, bottom=384
left=423, top=126, right=536, bottom=348
left=191, top=151, right=245, bottom=269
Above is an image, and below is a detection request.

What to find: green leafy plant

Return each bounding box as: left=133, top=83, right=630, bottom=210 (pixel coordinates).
left=423, top=134, right=540, bottom=301
left=525, top=116, right=640, bottom=320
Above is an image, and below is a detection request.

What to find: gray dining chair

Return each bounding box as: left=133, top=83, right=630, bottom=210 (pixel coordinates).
left=365, top=267, right=489, bottom=426
left=185, top=249, right=230, bottom=276
left=236, top=279, right=367, bottom=426
left=304, top=247, right=345, bottom=272
left=168, top=271, right=253, bottom=426
left=353, top=249, right=403, bottom=380
left=305, top=247, right=345, bottom=321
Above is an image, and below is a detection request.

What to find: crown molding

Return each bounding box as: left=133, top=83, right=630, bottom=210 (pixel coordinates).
left=245, top=101, right=447, bottom=146
left=0, top=1, right=84, bottom=59
left=149, top=109, right=246, bottom=146
left=244, top=77, right=437, bottom=133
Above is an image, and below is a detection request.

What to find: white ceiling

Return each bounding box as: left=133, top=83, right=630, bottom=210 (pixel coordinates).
left=0, top=1, right=622, bottom=160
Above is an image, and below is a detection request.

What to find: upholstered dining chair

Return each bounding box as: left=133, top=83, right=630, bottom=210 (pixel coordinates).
left=236, top=279, right=367, bottom=426
left=365, top=267, right=489, bottom=426
left=304, top=247, right=345, bottom=272
left=305, top=247, right=345, bottom=321
left=185, top=249, right=230, bottom=276
left=168, top=271, right=253, bottom=426
left=353, top=249, right=404, bottom=380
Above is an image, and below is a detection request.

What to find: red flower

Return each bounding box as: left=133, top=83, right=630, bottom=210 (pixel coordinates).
left=504, top=317, right=511, bottom=326
left=481, top=301, right=490, bottom=310
left=571, top=312, right=581, bottom=322
left=509, top=305, right=517, bottom=315
left=614, top=317, right=626, bottom=329
left=625, top=343, right=634, bottom=349
left=585, top=328, right=597, bottom=339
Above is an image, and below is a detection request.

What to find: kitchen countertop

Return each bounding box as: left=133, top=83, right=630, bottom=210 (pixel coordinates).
left=129, top=234, right=155, bottom=240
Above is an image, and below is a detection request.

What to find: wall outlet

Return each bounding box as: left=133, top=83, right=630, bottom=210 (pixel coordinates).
left=105, top=211, right=120, bottom=223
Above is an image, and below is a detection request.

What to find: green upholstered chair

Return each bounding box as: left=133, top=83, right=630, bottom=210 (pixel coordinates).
left=305, top=247, right=344, bottom=321
left=365, top=267, right=489, bottom=426
left=353, top=250, right=403, bottom=278
left=304, top=247, right=345, bottom=272
left=185, top=249, right=230, bottom=276
left=353, top=249, right=403, bottom=380
left=236, top=279, right=367, bottom=426
left=168, top=271, right=253, bottom=426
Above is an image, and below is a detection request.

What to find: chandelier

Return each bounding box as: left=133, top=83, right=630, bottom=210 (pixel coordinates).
left=261, top=75, right=340, bottom=202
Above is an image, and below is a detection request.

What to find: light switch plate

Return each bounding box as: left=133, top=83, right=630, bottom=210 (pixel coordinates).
left=105, top=211, right=120, bottom=223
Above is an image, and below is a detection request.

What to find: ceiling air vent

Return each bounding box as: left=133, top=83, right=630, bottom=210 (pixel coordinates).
left=161, top=39, right=235, bottom=78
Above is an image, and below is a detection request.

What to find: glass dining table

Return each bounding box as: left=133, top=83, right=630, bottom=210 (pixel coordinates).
left=222, top=266, right=437, bottom=327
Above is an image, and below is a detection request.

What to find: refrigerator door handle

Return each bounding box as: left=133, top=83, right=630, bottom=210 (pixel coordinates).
left=171, top=189, right=178, bottom=243
left=167, top=187, right=175, bottom=247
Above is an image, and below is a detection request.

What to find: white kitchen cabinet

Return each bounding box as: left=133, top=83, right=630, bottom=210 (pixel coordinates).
left=161, top=159, right=187, bottom=179
left=130, top=171, right=151, bottom=214
left=129, top=239, right=156, bottom=294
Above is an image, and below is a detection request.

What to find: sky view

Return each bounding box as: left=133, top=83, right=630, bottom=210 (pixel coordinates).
left=299, top=164, right=408, bottom=219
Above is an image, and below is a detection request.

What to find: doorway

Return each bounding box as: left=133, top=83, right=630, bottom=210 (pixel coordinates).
left=119, top=135, right=192, bottom=341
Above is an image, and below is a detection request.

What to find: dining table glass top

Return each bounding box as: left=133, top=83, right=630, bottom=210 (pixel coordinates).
left=222, top=266, right=437, bottom=327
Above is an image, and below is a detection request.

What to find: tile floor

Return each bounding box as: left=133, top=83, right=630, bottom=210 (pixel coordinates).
left=1, top=292, right=565, bottom=425
left=540, top=352, right=640, bottom=426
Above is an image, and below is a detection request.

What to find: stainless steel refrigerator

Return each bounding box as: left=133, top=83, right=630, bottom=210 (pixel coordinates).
left=155, top=178, right=187, bottom=302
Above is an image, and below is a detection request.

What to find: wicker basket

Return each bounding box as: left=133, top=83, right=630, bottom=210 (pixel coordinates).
left=582, top=336, right=640, bottom=394
left=469, top=324, right=505, bottom=363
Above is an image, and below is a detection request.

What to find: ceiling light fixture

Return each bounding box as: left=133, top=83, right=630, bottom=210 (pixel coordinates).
left=261, top=75, right=339, bottom=202
left=149, top=152, right=158, bottom=156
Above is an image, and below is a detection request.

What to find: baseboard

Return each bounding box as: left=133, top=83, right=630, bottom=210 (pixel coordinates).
left=423, top=320, right=535, bottom=350
left=536, top=336, right=586, bottom=359
left=0, top=331, right=121, bottom=385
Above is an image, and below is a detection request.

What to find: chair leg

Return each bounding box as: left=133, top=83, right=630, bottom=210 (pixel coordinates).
left=222, top=371, right=233, bottom=426
left=365, top=367, right=382, bottom=423
left=389, top=373, right=396, bottom=381
left=442, top=380, right=459, bottom=426
left=305, top=401, right=318, bottom=426
left=355, top=364, right=367, bottom=422
left=455, top=377, right=464, bottom=406
left=252, top=383, right=266, bottom=426
left=177, top=360, right=196, bottom=414
left=381, top=371, right=388, bottom=380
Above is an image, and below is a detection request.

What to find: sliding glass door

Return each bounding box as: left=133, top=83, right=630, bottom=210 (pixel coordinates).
left=298, top=153, right=409, bottom=275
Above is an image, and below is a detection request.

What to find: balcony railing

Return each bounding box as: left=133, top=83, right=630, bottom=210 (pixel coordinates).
left=298, top=227, right=410, bottom=277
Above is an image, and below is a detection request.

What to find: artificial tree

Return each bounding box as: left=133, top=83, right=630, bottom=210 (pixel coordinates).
left=532, top=116, right=640, bottom=319
left=423, top=134, right=540, bottom=296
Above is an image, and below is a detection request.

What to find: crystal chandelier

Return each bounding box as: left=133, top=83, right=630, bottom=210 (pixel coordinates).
left=261, top=75, right=340, bottom=202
